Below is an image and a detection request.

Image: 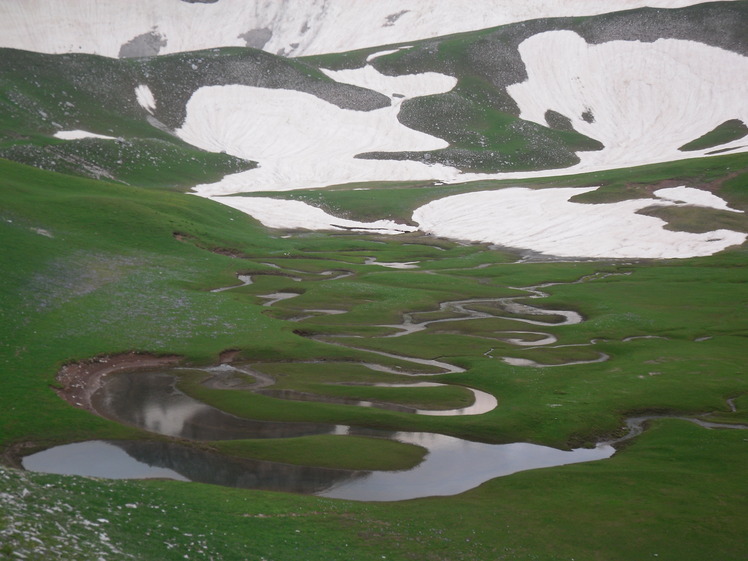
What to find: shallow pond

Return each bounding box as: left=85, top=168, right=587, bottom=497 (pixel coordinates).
left=22, top=434, right=614, bottom=501
left=25, top=365, right=744, bottom=501
left=22, top=439, right=362, bottom=494
left=90, top=370, right=338, bottom=440
left=23, top=368, right=615, bottom=501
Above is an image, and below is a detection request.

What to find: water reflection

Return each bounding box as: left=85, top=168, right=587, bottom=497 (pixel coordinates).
left=116, top=439, right=365, bottom=493
left=321, top=432, right=614, bottom=501
left=25, top=366, right=617, bottom=501
left=22, top=435, right=613, bottom=500
left=259, top=292, right=301, bottom=306
left=257, top=382, right=496, bottom=416
left=22, top=440, right=366, bottom=494
left=21, top=441, right=188, bottom=481
left=91, top=370, right=339, bottom=440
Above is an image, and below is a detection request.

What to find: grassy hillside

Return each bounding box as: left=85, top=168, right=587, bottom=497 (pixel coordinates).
left=1, top=3, right=747, bottom=559
left=305, top=1, right=748, bottom=173
left=1, top=155, right=747, bottom=559
left=0, top=45, right=387, bottom=189
left=7, top=3, right=745, bottom=188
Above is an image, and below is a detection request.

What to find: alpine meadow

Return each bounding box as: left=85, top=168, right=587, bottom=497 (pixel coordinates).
left=1, top=2, right=747, bottom=560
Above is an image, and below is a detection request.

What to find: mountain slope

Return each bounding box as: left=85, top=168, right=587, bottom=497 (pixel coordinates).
left=0, top=0, right=726, bottom=58
left=1, top=3, right=746, bottom=257
left=2, top=3, right=746, bottom=191
left=2, top=3, right=748, bottom=561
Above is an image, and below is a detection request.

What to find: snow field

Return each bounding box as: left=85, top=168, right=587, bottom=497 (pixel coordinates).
left=180, top=33, right=746, bottom=198
left=209, top=196, right=416, bottom=234
left=412, top=186, right=747, bottom=259
left=9, top=6, right=746, bottom=259
left=206, top=185, right=745, bottom=259
left=171, top=32, right=747, bottom=258
left=319, top=63, right=456, bottom=101
left=178, top=70, right=460, bottom=194
left=506, top=32, right=748, bottom=170
left=0, top=0, right=719, bottom=58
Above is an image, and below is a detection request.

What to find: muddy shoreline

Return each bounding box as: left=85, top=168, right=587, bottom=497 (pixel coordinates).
left=2, top=353, right=180, bottom=468
left=54, top=352, right=182, bottom=414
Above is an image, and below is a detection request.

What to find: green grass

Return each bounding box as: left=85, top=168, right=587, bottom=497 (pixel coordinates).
left=257, top=152, right=748, bottom=224
left=679, top=119, right=748, bottom=152
left=3, top=420, right=746, bottom=561
left=0, top=136, right=255, bottom=190
left=2, top=156, right=745, bottom=452
left=2, top=6, right=748, bottom=556
left=0, top=48, right=249, bottom=194
left=214, top=434, right=427, bottom=471
left=1, top=149, right=747, bottom=560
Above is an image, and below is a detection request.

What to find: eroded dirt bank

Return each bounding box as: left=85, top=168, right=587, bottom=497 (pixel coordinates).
left=54, top=352, right=182, bottom=414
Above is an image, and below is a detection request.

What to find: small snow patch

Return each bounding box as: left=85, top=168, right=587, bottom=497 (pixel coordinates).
left=135, top=84, right=156, bottom=114
left=413, top=186, right=746, bottom=259
left=653, top=186, right=743, bottom=213
left=53, top=130, right=117, bottom=140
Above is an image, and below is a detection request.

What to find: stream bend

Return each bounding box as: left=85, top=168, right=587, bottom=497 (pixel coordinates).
left=25, top=270, right=746, bottom=501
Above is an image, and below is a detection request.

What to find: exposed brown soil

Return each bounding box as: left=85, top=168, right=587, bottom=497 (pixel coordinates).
left=1, top=440, right=40, bottom=469
left=1, top=353, right=183, bottom=467
left=633, top=170, right=743, bottom=197
left=54, top=352, right=182, bottom=415
left=211, top=247, right=250, bottom=259
left=172, top=231, right=191, bottom=242
left=172, top=231, right=252, bottom=259
left=218, top=348, right=241, bottom=363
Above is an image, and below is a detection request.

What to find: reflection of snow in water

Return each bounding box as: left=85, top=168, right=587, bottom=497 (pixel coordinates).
left=320, top=431, right=614, bottom=501
left=377, top=280, right=584, bottom=339
left=364, top=257, right=420, bottom=269
left=20, top=432, right=614, bottom=501
left=501, top=352, right=609, bottom=368
left=366, top=273, right=603, bottom=367
left=29, top=266, right=741, bottom=500
left=371, top=382, right=497, bottom=416
left=496, top=331, right=557, bottom=346
left=25, top=410, right=747, bottom=501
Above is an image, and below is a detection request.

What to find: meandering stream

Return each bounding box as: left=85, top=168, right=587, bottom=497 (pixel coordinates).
left=23, top=269, right=746, bottom=501
left=24, top=367, right=616, bottom=500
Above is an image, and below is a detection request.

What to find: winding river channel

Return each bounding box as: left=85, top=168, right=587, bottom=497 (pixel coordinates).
left=23, top=269, right=747, bottom=501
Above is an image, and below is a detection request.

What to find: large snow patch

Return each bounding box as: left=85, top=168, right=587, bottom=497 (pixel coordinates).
left=211, top=196, right=416, bottom=234
left=412, top=186, right=746, bottom=259
left=0, top=0, right=717, bottom=58
left=178, top=82, right=461, bottom=195
left=179, top=33, right=746, bottom=197
left=507, top=31, right=748, bottom=169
